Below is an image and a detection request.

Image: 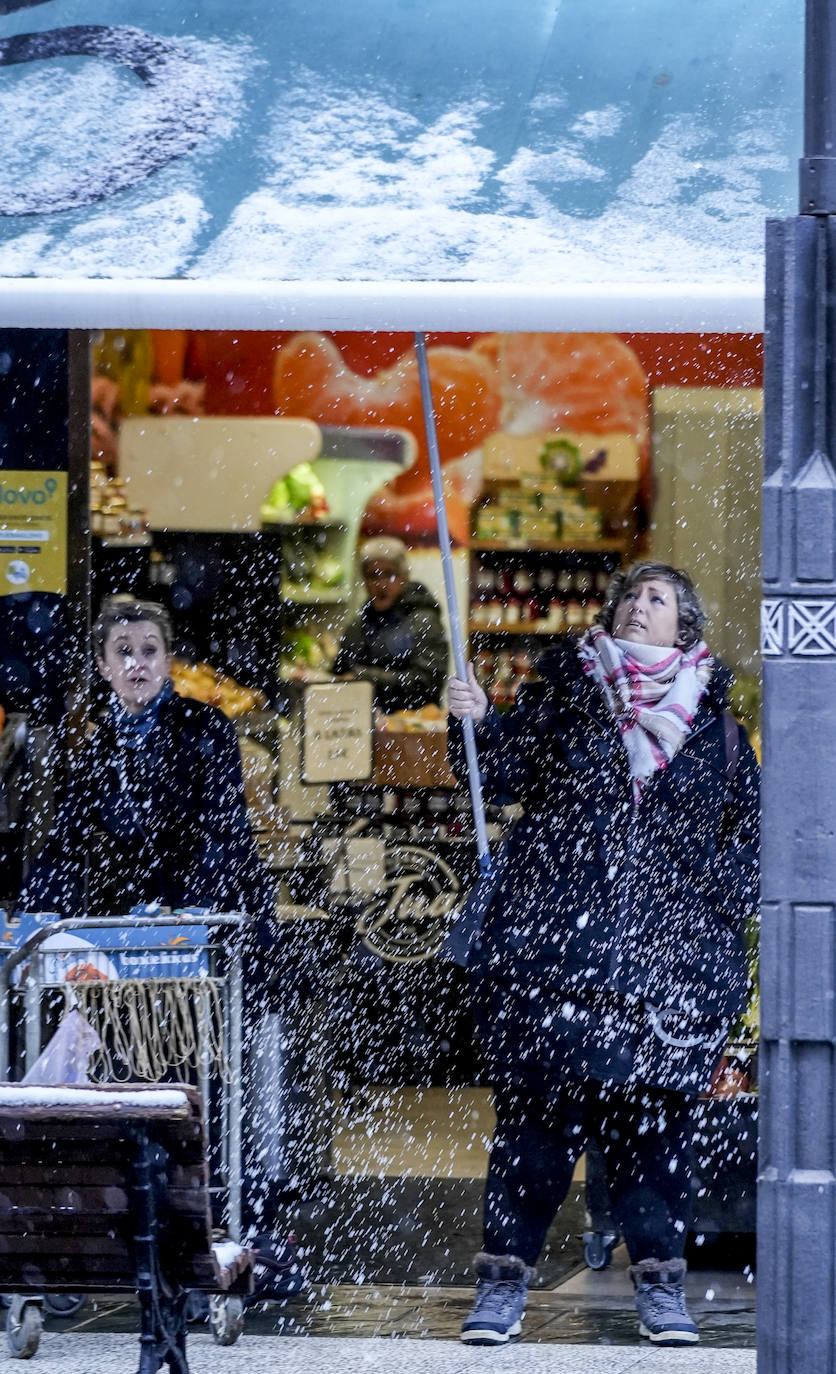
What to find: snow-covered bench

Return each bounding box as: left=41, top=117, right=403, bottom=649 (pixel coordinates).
left=0, top=1082, right=253, bottom=1369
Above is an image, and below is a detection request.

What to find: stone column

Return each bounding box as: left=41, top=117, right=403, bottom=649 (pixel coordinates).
left=758, top=3, right=836, bottom=1368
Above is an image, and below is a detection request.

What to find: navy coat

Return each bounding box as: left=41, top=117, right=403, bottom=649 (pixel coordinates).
left=448, top=639, right=759, bottom=1088
left=24, top=693, right=275, bottom=929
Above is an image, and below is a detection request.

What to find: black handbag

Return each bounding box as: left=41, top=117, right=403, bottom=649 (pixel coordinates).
left=440, top=839, right=508, bottom=968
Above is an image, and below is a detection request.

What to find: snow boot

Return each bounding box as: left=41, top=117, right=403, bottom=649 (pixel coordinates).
left=629, top=1256, right=699, bottom=1345
left=460, top=1252, right=532, bottom=1345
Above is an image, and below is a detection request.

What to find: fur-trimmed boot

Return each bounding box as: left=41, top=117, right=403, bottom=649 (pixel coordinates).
left=629, top=1256, right=698, bottom=1345
left=460, top=1252, right=533, bottom=1345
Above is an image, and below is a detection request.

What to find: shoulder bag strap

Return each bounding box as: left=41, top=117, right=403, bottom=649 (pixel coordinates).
left=722, top=709, right=741, bottom=786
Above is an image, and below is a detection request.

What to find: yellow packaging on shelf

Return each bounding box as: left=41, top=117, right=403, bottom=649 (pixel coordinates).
left=561, top=507, right=603, bottom=538
left=475, top=509, right=514, bottom=540
left=518, top=515, right=560, bottom=540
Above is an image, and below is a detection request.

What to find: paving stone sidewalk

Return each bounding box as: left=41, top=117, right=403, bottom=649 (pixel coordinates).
left=18, top=1332, right=757, bottom=1374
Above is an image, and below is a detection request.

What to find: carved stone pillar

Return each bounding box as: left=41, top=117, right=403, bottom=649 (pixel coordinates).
left=759, top=6, right=836, bottom=1366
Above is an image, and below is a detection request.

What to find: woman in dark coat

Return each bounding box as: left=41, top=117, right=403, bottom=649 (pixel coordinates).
left=448, top=562, right=759, bottom=1349
left=22, top=597, right=307, bottom=1263
left=23, top=595, right=274, bottom=935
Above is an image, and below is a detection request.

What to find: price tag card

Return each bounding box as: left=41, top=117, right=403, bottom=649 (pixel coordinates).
left=302, top=680, right=373, bottom=783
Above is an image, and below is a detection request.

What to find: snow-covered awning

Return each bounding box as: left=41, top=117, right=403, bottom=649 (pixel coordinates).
left=0, top=0, right=801, bottom=332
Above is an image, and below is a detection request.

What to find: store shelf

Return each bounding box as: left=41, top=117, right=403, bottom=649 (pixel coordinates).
left=469, top=539, right=625, bottom=553
left=260, top=516, right=347, bottom=531
left=468, top=623, right=567, bottom=636
left=283, top=585, right=349, bottom=604
left=93, top=534, right=152, bottom=548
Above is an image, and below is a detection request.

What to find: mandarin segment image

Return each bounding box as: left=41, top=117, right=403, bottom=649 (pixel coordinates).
left=271, top=332, right=649, bottom=546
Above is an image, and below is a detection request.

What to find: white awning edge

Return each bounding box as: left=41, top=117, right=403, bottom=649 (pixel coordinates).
left=0, top=278, right=765, bottom=334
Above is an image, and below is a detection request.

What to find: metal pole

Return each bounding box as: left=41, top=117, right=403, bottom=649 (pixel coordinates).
left=66, top=331, right=91, bottom=763
left=759, top=2, right=836, bottom=1368
left=227, top=942, right=243, bottom=1242
left=413, top=333, right=491, bottom=873
left=23, top=951, right=41, bottom=1076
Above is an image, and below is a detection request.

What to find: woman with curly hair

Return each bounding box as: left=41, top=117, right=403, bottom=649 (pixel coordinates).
left=448, top=562, right=759, bottom=1348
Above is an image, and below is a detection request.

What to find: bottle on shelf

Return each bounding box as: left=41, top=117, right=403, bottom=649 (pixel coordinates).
left=471, top=566, right=496, bottom=628
left=564, top=571, right=587, bottom=630
left=585, top=568, right=607, bottom=625
left=574, top=570, right=594, bottom=627
left=485, top=571, right=505, bottom=628
left=474, top=647, right=495, bottom=686
left=535, top=568, right=554, bottom=631
left=488, top=650, right=516, bottom=708
left=510, top=649, right=533, bottom=692
left=512, top=568, right=538, bottom=624
left=498, top=566, right=520, bottom=626
left=550, top=570, right=572, bottom=632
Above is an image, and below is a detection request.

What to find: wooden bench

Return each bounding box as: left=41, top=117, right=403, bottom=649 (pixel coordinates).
left=0, top=1082, right=254, bottom=1371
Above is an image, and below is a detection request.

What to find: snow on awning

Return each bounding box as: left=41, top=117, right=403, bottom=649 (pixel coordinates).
left=0, top=0, right=801, bottom=332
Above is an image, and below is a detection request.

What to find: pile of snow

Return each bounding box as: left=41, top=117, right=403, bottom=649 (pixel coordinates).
left=0, top=1084, right=188, bottom=1110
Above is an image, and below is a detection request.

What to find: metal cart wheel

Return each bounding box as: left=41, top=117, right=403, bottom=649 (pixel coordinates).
left=42, top=1293, right=85, bottom=1318
left=6, top=1298, right=42, bottom=1358
left=208, top=1295, right=244, bottom=1345
left=582, top=1230, right=619, bottom=1271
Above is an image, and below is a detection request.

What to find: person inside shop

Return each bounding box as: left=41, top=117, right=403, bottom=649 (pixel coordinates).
left=446, top=561, right=759, bottom=1349
left=332, top=536, right=448, bottom=712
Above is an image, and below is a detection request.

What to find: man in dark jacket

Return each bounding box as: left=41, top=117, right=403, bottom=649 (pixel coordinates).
left=332, top=537, right=448, bottom=713
left=447, top=562, right=759, bottom=1350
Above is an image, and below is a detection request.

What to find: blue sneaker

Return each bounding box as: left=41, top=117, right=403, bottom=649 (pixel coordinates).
left=460, top=1253, right=532, bottom=1345
left=630, top=1257, right=699, bottom=1345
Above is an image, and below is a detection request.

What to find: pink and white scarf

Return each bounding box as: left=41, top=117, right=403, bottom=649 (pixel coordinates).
left=578, top=626, right=713, bottom=802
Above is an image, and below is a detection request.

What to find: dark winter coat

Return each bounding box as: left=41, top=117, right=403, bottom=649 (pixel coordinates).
left=332, top=581, right=448, bottom=713
left=448, top=638, right=760, bottom=1091
left=23, top=692, right=275, bottom=930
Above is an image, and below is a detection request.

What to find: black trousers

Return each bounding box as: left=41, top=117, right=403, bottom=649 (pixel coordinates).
left=483, top=1075, right=694, bottom=1266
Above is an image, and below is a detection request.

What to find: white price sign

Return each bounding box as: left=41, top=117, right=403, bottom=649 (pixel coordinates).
left=302, top=681, right=374, bottom=783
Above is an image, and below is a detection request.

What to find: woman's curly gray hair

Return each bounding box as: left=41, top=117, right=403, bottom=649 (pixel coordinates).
left=595, top=561, right=705, bottom=649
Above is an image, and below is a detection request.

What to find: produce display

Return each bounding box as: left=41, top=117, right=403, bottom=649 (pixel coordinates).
left=261, top=461, right=330, bottom=522
left=373, top=705, right=455, bottom=788
left=279, top=628, right=339, bottom=681
left=170, top=659, right=266, bottom=717
left=282, top=541, right=347, bottom=598
left=377, top=705, right=446, bottom=734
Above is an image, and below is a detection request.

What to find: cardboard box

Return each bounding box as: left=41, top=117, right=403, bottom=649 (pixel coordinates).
left=373, top=730, right=458, bottom=789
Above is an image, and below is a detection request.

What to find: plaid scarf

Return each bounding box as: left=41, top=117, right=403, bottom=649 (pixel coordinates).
left=578, top=626, right=713, bottom=802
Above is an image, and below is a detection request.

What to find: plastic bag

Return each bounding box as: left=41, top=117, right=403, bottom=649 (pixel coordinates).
left=22, top=1008, right=102, bottom=1085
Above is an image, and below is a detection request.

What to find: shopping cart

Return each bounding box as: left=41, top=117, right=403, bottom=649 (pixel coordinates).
left=0, top=912, right=247, bottom=1351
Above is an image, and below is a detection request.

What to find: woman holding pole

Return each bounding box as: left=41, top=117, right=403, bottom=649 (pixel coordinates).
left=447, top=563, right=759, bottom=1347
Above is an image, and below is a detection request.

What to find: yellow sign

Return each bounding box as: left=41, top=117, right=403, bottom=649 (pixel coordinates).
left=0, top=470, right=68, bottom=596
